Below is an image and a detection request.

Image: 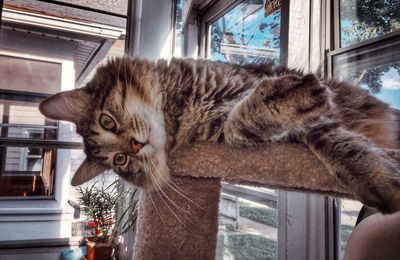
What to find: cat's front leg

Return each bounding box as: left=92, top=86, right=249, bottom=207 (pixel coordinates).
left=301, top=121, right=400, bottom=214
left=223, top=74, right=331, bottom=146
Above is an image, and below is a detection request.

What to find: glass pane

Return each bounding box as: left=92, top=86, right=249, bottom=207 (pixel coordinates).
left=209, top=0, right=281, bottom=64
left=339, top=199, right=363, bottom=259
left=0, top=95, right=58, bottom=140
left=217, top=196, right=278, bottom=259
left=333, top=36, right=400, bottom=258
left=339, top=0, right=400, bottom=48
left=332, top=36, right=400, bottom=109
left=174, top=0, right=183, bottom=57
left=0, top=146, right=56, bottom=197
left=0, top=54, right=63, bottom=198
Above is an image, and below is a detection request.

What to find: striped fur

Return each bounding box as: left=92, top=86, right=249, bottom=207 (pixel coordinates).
left=40, top=57, right=400, bottom=213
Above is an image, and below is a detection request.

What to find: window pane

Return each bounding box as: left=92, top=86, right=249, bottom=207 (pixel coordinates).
left=209, top=2, right=282, bottom=258
left=217, top=196, right=278, bottom=259
left=333, top=35, right=400, bottom=258
left=174, top=0, right=183, bottom=57
left=340, top=0, right=400, bottom=48
left=332, top=36, right=400, bottom=109
left=209, top=0, right=281, bottom=64
left=0, top=55, right=62, bottom=198
left=0, top=146, right=56, bottom=197
left=0, top=95, right=58, bottom=141
left=339, top=199, right=363, bottom=259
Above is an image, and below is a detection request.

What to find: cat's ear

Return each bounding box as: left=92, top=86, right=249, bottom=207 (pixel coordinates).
left=71, top=158, right=109, bottom=186
left=39, top=89, right=90, bottom=124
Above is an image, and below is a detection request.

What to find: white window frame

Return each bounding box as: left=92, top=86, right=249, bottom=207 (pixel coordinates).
left=0, top=49, right=77, bottom=213
left=193, top=1, right=337, bottom=260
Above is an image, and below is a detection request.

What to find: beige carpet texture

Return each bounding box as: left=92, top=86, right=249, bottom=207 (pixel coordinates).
left=132, top=142, right=375, bottom=259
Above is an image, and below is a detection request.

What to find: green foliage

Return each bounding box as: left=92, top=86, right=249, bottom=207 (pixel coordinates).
left=341, top=0, right=400, bottom=42
left=77, top=180, right=122, bottom=243
left=217, top=233, right=278, bottom=259
left=339, top=0, right=400, bottom=93
left=239, top=204, right=278, bottom=228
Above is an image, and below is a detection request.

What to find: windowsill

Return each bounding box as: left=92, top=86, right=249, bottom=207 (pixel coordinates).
left=0, top=199, right=68, bottom=216
left=0, top=236, right=81, bottom=249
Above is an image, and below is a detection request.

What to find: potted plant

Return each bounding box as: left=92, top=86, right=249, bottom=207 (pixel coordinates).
left=77, top=180, right=121, bottom=260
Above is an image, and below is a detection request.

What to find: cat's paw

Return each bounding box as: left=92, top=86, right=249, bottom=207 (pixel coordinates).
left=356, top=154, right=400, bottom=214
left=261, top=74, right=332, bottom=128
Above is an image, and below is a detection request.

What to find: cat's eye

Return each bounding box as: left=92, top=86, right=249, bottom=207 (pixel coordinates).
left=99, top=113, right=116, bottom=132
left=114, top=153, right=127, bottom=166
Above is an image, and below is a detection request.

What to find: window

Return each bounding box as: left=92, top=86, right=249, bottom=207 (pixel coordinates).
left=208, top=0, right=280, bottom=64
left=202, top=1, right=283, bottom=258
left=217, top=184, right=278, bottom=259
left=331, top=35, right=400, bottom=108
left=0, top=52, right=80, bottom=198
left=339, top=0, right=400, bottom=48
left=330, top=0, right=400, bottom=258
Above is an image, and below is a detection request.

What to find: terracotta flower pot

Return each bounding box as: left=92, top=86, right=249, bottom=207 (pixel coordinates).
left=84, top=238, right=113, bottom=260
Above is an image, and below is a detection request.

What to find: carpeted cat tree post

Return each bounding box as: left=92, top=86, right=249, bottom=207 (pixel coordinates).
left=131, top=142, right=359, bottom=259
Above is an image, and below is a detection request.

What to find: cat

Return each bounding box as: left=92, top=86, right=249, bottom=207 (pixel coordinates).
left=39, top=57, right=400, bottom=214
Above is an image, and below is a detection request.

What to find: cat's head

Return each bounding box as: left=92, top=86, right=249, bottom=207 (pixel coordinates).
left=39, top=57, right=169, bottom=189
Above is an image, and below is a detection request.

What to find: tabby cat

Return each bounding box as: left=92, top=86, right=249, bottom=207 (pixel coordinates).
left=39, top=57, right=400, bottom=213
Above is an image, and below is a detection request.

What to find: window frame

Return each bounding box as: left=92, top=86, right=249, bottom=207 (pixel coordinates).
left=327, top=29, right=400, bottom=78
left=326, top=1, right=400, bottom=259
left=199, top=0, right=289, bottom=64
left=197, top=1, right=290, bottom=259
left=0, top=49, right=82, bottom=202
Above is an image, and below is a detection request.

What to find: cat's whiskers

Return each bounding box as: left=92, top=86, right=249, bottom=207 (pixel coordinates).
left=151, top=163, right=204, bottom=210
left=144, top=155, right=203, bottom=210
left=147, top=169, right=187, bottom=227
left=147, top=189, right=164, bottom=224
left=160, top=177, right=204, bottom=210
left=147, top=160, right=194, bottom=216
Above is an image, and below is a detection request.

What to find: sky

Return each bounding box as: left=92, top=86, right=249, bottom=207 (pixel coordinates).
left=372, top=68, right=400, bottom=109
left=341, top=15, right=400, bottom=109
left=210, top=2, right=280, bottom=63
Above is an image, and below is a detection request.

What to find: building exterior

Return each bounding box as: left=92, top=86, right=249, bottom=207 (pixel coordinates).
left=0, top=1, right=126, bottom=258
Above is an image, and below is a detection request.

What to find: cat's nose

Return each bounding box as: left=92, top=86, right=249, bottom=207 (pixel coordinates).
left=131, top=138, right=146, bottom=154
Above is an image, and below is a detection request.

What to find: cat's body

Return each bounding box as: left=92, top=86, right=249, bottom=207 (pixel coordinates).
left=40, top=57, right=400, bottom=213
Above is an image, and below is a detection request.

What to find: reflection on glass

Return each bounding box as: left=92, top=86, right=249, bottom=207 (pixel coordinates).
left=334, top=30, right=400, bottom=259
left=0, top=54, right=62, bottom=198
left=343, top=65, right=400, bottom=109
left=174, top=0, right=183, bottom=57
left=0, top=97, right=58, bottom=140
left=217, top=196, right=278, bottom=259
left=333, top=36, right=400, bottom=109
left=339, top=199, right=363, bottom=259
left=0, top=146, right=56, bottom=197
left=209, top=0, right=280, bottom=64
left=340, top=0, right=400, bottom=47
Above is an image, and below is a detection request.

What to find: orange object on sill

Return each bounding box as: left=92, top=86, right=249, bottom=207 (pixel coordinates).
left=84, top=238, right=113, bottom=260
